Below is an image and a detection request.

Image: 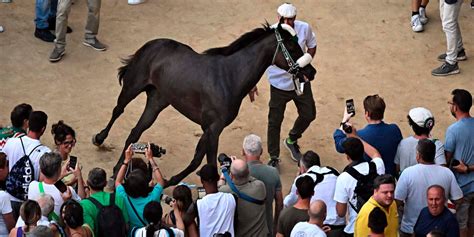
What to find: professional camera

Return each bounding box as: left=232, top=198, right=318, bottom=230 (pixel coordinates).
left=161, top=194, right=174, bottom=205
left=131, top=142, right=167, bottom=157
left=218, top=153, right=232, bottom=170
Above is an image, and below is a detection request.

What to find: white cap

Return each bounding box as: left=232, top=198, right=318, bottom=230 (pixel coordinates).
left=277, top=3, right=297, bottom=18
left=408, top=107, right=434, bottom=128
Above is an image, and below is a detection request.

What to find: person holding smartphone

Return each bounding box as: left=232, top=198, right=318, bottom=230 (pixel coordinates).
left=51, top=121, right=80, bottom=189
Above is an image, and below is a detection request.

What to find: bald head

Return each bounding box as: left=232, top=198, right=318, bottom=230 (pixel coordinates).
left=308, top=200, right=326, bottom=223
left=36, top=194, right=54, bottom=217
left=230, top=159, right=249, bottom=184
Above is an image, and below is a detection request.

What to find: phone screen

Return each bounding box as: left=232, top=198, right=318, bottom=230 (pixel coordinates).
left=54, top=180, right=68, bottom=193
left=197, top=187, right=206, bottom=199
left=69, top=156, right=77, bottom=170
left=346, top=99, right=355, bottom=116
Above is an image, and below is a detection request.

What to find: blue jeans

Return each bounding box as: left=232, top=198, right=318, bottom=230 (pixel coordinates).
left=35, top=0, right=58, bottom=29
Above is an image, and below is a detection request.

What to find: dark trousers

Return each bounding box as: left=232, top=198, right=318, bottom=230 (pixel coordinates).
left=267, top=84, right=316, bottom=158
left=11, top=200, right=23, bottom=221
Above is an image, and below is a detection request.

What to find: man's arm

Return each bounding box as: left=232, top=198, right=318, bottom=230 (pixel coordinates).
left=445, top=151, right=454, bottom=166
left=273, top=190, right=283, bottom=235
left=347, top=126, right=381, bottom=159
left=307, top=47, right=316, bottom=58
left=336, top=202, right=347, bottom=218
left=146, top=143, right=165, bottom=187
left=3, top=213, right=15, bottom=232
left=115, top=145, right=133, bottom=187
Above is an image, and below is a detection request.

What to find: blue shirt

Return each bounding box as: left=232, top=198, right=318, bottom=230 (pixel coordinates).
left=445, top=117, right=474, bottom=195
left=414, top=207, right=459, bottom=237
left=116, top=184, right=163, bottom=230
left=333, top=122, right=402, bottom=176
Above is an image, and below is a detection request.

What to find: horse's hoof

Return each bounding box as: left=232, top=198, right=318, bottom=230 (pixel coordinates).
left=92, top=134, right=103, bottom=146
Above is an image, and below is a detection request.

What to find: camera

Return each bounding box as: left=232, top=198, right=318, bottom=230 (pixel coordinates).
left=218, top=153, right=232, bottom=170
left=161, top=194, right=174, bottom=205
left=131, top=143, right=167, bottom=157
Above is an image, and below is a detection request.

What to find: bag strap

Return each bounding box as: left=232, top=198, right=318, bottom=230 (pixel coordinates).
left=38, top=182, right=60, bottom=221
left=346, top=163, right=365, bottom=180
left=20, top=137, right=43, bottom=157
left=87, top=196, right=104, bottom=209
left=368, top=161, right=376, bottom=175
left=127, top=195, right=147, bottom=226
left=222, top=169, right=265, bottom=205
left=110, top=192, right=115, bottom=206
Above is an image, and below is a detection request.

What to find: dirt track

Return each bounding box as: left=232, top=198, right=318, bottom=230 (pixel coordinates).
left=1, top=0, right=473, bottom=195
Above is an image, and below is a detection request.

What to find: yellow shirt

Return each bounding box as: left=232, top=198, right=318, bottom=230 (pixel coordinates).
left=354, top=197, right=398, bottom=237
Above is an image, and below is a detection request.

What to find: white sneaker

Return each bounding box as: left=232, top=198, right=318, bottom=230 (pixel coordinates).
left=419, top=7, right=428, bottom=24
left=128, top=0, right=144, bottom=5
left=411, top=15, right=423, bottom=32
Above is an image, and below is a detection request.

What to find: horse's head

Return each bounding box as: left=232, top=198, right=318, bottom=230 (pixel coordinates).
left=272, top=23, right=316, bottom=81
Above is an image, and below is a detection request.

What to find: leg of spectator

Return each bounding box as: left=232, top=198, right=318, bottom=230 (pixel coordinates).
left=55, top=0, right=72, bottom=50
left=441, top=0, right=462, bottom=65
left=35, top=0, right=51, bottom=29
left=84, top=0, right=101, bottom=41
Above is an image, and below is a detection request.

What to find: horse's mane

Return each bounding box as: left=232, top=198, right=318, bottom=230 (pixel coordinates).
left=203, top=22, right=273, bottom=56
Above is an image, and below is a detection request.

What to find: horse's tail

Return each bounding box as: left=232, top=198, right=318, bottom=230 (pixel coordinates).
left=117, top=41, right=156, bottom=86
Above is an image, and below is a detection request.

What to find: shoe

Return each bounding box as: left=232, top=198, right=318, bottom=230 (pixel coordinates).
left=471, top=0, right=474, bottom=9
left=437, top=49, right=467, bottom=62
left=431, top=62, right=460, bottom=76
left=267, top=157, right=280, bottom=168
left=49, top=47, right=65, bottom=62
left=419, top=7, right=428, bottom=24
left=128, top=0, right=145, bottom=4
left=34, top=28, right=55, bottom=42
left=83, top=38, right=107, bottom=51
left=283, top=138, right=302, bottom=162
left=411, top=15, right=423, bottom=32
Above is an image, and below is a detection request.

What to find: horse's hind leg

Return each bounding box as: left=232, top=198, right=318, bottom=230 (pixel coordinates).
left=112, top=87, right=169, bottom=176
left=93, top=85, right=143, bottom=146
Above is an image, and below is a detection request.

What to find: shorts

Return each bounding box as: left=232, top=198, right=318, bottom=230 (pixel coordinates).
left=456, top=192, right=474, bottom=229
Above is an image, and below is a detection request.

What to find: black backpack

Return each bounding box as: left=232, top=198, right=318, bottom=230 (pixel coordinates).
left=346, top=162, right=379, bottom=213
left=5, top=137, right=42, bottom=201
left=87, top=193, right=127, bottom=237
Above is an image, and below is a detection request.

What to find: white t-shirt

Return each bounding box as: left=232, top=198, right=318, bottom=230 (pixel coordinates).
left=394, top=136, right=446, bottom=172
left=133, top=226, right=184, bottom=237
left=267, top=20, right=317, bottom=91
left=394, top=164, right=463, bottom=233
left=333, top=158, right=385, bottom=234
left=2, top=136, right=51, bottom=202
left=284, top=165, right=345, bottom=226
left=197, top=192, right=236, bottom=237
left=0, top=191, right=13, bottom=237
left=27, top=181, right=81, bottom=217
left=290, top=222, right=327, bottom=237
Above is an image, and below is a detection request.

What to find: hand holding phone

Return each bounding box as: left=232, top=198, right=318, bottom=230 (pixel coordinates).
left=346, top=99, right=355, bottom=117
left=54, top=180, right=68, bottom=193
left=131, top=143, right=148, bottom=154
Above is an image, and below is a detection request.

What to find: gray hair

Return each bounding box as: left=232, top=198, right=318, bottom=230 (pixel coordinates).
left=39, top=152, right=62, bottom=179
left=28, top=225, right=54, bottom=237
left=243, top=134, right=263, bottom=157
left=36, top=194, right=54, bottom=217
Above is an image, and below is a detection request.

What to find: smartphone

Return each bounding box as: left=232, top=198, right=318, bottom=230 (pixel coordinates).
left=69, top=156, right=77, bottom=170
left=54, top=180, right=68, bottom=193
left=131, top=143, right=148, bottom=154
left=346, top=99, right=355, bottom=117
left=197, top=187, right=206, bottom=199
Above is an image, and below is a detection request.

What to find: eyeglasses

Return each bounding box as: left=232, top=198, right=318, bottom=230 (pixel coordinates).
left=62, top=139, right=76, bottom=146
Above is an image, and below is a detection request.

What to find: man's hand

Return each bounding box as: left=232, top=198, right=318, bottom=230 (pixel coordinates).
left=124, top=144, right=133, bottom=164
left=248, top=86, right=259, bottom=102
left=453, top=160, right=469, bottom=174
left=342, top=106, right=354, bottom=124
left=145, top=142, right=153, bottom=161
left=61, top=187, right=72, bottom=201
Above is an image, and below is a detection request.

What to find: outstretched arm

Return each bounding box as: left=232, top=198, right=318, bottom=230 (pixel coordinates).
left=146, top=143, right=165, bottom=187
left=115, top=145, right=133, bottom=187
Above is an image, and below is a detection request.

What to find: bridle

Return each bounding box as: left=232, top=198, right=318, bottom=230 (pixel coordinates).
left=271, top=28, right=300, bottom=75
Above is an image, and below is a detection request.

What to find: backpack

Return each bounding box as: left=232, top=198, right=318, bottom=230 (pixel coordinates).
left=346, top=161, right=379, bottom=213
left=87, top=193, right=127, bottom=237
left=6, top=137, right=42, bottom=201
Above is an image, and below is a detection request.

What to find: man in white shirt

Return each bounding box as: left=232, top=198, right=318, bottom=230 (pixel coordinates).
left=2, top=111, right=51, bottom=220
left=291, top=200, right=328, bottom=237
left=249, top=3, right=317, bottom=166
left=395, top=139, right=463, bottom=237
left=334, top=134, right=385, bottom=236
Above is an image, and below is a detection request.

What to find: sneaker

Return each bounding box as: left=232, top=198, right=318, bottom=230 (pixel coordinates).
left=419, top=7, right=428, bottom=24
left=267, top=157, right=280, bottom=168
left=49, top=47, right=65, bottom=62
left=411, top=15, right=423, bottom=32
left=283, top=138, right=302, bottom=162
left=83, top=38, right=107, bottom=51
left=431, top=62, right=460, bottom=76
left=34, top=28, right=55, bottom=42
left=437, top=49, right=467, bottom=62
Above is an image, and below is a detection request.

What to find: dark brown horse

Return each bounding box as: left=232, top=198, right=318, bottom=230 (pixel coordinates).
left=93, top=23, right=316, bottom=187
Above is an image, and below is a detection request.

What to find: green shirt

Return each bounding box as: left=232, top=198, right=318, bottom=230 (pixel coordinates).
left=0, top=126, right=25, bottom=150
left=80, top=191, right=129, bottom=237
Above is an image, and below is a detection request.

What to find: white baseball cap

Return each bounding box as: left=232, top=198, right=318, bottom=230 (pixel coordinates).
left=277, top=3, right=297, bottom=18
left=408, top=107, right=435, bottom=128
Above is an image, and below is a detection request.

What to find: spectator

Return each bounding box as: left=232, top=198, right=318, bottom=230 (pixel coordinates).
left=277, top=175, right=315, bottom=237
left=290, top=200, right=328, bottom=237
left=186, top=164, right=236, bottom=237
left=414, top=185, right=459, bottom=237
left=284, top=150, right=345, bottom=236
left=395, top=139, right=463, bottom=237
left=220, top=159, right=267, bottom=236
left=242, top=134, right=283, bottom=235
left=115, top=144, right=165, bottom=231
left=81, top=167, right=128, bottom=236
left=0, top=186, right=14, bottom=236
left=253, top=2, right=317, bottom=166
left=444, top=89, right=474, bottom=237
left=133, top=201, right=184, bottom=236
left=431, top=0, right=466, bottom=76
left=61, top=200, right=93, bottom=236
left=28, top=225, right=54, bottom=237
left=395, top=107, right=446, bottom=174
left=28, top=152, right=83, bottom=220
left=163, top=185, right=198, bottom=236
left=334, top=94, right=402, bottom=176
left=51, top=121, right=79, bottom=188
left=355, top=175, right=398, bottom=237
left=368, top=207, right=387, bottom=237
left=34, top=0, right=57, bottom=42
left=0, top=103, right=32, bottom=151
left=410, top=0, right=429, bottom=32
left=9, top=200, right=41, bottom=237
left=49, top=0, right=106, bottom=62
left=334, top=135, right=385, bottom=236
left=3, top=111, right=51, bottom=220
left=0, top=154, right=9, bottom=200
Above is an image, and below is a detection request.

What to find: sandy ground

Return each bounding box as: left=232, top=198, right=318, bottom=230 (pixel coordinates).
left=1, top=0, right=473, bottom=196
